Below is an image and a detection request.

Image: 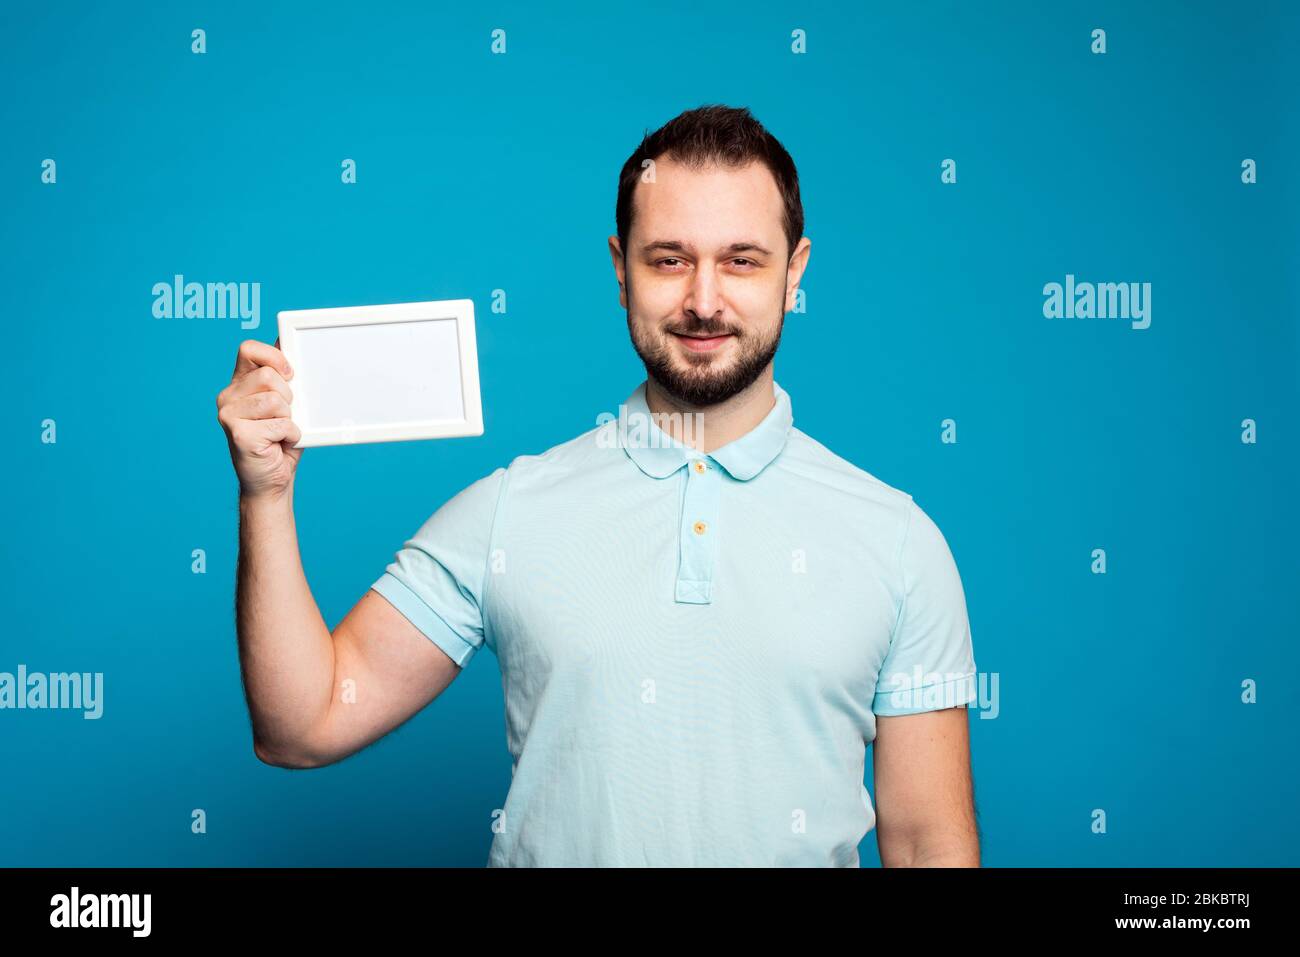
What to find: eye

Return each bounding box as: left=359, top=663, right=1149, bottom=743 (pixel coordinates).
left=731, top=258, right=755, bottom=268
left=656, top=258, right=685, bottom=269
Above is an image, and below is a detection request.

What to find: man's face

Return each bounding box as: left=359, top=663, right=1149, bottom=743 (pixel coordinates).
left=610, top=156, right=810, bottom=407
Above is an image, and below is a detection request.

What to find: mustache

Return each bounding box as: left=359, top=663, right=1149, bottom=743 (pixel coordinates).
left=667, top=320, right=738, bottom=337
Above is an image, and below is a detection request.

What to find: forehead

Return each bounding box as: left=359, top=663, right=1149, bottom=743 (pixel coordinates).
left=630, top=155, right=784, bottom=246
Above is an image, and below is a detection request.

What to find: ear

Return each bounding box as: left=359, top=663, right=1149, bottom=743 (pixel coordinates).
left=608, top=235, right=628, bottom=309
left=784, top=237, right=811, bottom=313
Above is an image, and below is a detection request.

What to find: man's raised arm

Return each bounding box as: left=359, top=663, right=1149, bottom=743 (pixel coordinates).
left=217, top=339, right=460, bottom=770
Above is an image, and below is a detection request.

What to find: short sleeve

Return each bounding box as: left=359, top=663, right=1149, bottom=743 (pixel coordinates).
left=369, top=466, right=508, bottom=668
left=871, top=497, right=978, bottom=716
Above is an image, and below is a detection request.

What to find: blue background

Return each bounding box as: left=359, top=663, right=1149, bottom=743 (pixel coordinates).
left=2, top=1, right=1296, bottom=866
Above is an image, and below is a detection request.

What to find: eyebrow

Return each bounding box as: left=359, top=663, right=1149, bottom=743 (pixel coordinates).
left=640, top=240, right=773, bottom=257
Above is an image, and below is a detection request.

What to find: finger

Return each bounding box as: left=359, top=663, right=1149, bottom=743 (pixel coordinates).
left=261, top=417, right=302, bottom=448
left=236, top=417, right=302, bottom=454
left=226, top=364, right=293, bottom=404
left=224, top=390, right=292, bottom=423
left=233, top=338, right=293, bottom=381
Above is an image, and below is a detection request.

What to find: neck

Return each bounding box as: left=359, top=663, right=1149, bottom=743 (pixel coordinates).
left=644, top=369, right=776, bottom=454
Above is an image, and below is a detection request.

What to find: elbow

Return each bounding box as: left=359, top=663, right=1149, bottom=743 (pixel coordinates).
left=253, top=736, right=328, bottom=770
left=879, top=827, right=981, bottom=868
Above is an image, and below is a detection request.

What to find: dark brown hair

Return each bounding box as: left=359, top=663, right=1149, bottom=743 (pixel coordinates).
left=615, top=104, right=804, bottom=262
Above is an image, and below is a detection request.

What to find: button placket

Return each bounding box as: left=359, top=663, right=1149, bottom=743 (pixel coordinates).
left=675, top=458, right=720, bottom=604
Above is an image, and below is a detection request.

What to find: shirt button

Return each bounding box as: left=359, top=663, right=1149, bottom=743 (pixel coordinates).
left=692, top=460, right=707, bottom=474
left=693, top=520, right=708, bottom=535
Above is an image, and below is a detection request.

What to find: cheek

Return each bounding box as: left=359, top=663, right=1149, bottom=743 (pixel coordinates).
left=627, top=280, right=682, bottom=319
left=735, top=286, right=785, bottom=322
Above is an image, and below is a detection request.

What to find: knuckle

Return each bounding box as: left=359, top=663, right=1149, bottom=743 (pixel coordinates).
left=259, top=392, right=288, bottom=416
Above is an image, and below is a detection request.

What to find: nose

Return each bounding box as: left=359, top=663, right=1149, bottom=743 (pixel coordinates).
left=682, top=263, right=724, bottom=324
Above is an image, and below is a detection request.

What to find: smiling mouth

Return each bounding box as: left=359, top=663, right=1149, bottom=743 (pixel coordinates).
left=672, top=331, right=734, bottom=353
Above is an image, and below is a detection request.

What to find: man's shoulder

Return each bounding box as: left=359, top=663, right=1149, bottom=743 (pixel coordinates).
left=499, top=419, right=618, bottom=483
left=436, top=421, right=612, bottom=524
left=782, top=426, right=914, bottom=514
left=782, top=429, right=968, bottom=570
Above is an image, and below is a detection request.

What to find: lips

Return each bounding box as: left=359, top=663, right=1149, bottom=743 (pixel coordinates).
left=673, top=331, right=734, bottom=353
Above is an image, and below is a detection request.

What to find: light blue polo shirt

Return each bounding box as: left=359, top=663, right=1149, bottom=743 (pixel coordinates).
left=371, top=379, right=977, bottom=866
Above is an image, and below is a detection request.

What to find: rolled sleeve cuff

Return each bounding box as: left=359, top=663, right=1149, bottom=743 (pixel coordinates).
left=872, top=671, right=977, bottom=716
left=370, top=571, right=479, bottom=668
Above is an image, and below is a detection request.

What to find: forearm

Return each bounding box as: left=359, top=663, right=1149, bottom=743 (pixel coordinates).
left=236, top=486, right=335, bottom=765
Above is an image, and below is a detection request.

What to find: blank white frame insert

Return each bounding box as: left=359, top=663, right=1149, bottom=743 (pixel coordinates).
left=276, top=299, right=483, bottom=448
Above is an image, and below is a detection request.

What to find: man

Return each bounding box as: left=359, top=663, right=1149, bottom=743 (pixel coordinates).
left=217, top=104, right=980, bottom=867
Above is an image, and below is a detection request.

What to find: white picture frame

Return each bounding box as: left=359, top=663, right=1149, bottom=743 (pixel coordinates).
left=276, top=298, right=483, bottom=448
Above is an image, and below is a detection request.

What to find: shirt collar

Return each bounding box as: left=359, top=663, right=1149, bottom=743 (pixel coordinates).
left=617, top=379, right=794, bottom=481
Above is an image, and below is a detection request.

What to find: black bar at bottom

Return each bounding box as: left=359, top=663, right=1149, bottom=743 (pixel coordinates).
left=0, top=866, right=1282, bottom=940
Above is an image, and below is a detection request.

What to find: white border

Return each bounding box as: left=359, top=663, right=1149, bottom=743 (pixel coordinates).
left=276, top=299, right=483, bottom=448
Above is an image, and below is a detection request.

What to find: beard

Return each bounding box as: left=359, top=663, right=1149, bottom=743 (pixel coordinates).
left=627, top=306, right=784, bottom=407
